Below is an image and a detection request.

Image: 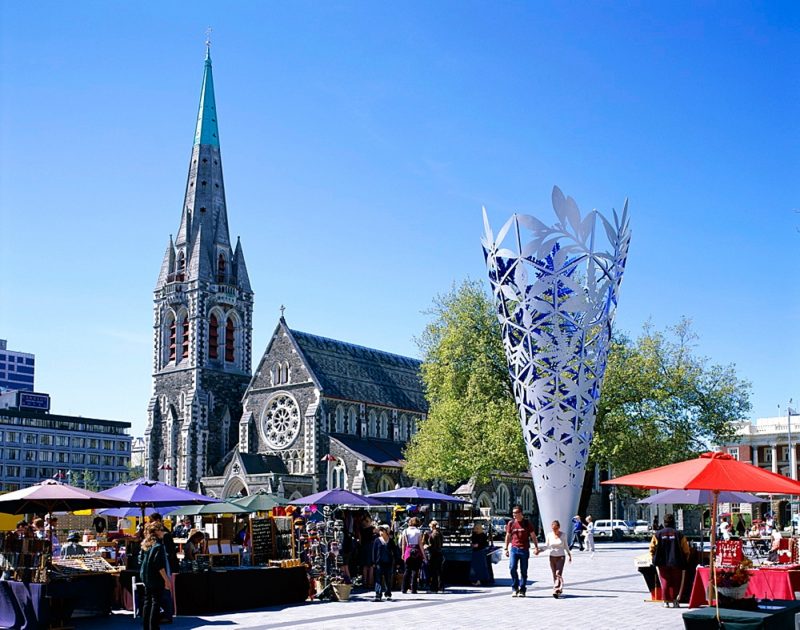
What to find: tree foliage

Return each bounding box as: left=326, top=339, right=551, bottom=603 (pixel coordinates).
left=404, top=280, right=527, bottom=483
left=404, top=281, right=752, bottom=485
left=591, top=319, right=752, bottom=477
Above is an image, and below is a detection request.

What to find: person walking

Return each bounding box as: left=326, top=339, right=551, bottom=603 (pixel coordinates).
left=735, top=514, right=747, bottom=538
left=569, top=515, right=584, bottom=551
left=426, top=520, right=445, bottom=593
left=372, top=525, right=397, bottom=601
left=649, top=513, right=690, bottom=608
left=584, top=515, right=596, bottom=554
left=469, top=523, right=491, bottom=586
left=503, top=505, right=540, bottom=597
left=545, top=520, right=572, bottom=598
left=139, top=522, right=171, bottom=630
left=401, top=517, right=425, bottom=594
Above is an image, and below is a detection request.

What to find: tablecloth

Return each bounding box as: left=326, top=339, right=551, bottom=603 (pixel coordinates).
left=689, top=567, right=800, bottom=608
left=683, top=599, right=800, bottom=630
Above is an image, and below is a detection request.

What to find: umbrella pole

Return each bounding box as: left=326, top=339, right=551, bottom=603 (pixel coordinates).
left=709, top=490, right=720, bottom=623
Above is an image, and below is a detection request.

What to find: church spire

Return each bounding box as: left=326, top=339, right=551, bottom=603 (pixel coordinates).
left=194, top=42, right=219, bottom=147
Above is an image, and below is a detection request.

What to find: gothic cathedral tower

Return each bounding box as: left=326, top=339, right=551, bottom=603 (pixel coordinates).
left=145, top=48, right=254, bottom=490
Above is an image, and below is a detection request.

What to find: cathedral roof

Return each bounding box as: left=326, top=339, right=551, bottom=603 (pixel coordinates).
left=289, top=328, right=427, bottom=414
left=329, top=435, right=405, bottom=468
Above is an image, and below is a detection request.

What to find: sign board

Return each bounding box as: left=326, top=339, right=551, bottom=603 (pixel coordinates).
left=18, top=392, right=50, bottom=411
left=251, top=517, right=274, bottom=566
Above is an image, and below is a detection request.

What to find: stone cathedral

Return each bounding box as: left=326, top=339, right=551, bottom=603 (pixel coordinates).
left=145, top=50, right=537, bottom=520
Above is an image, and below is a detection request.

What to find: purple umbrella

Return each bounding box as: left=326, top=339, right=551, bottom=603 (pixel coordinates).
left=637, top=489, right=765, bottom=505
left=367, top=487, right=466, bottom=504
left=99, top=478, right=218, bottom=520
left=289, top=488, right=384, bottom=506
left=98, top=506, right=178, bottom=518
left=0, top=479, right=127, bottom=514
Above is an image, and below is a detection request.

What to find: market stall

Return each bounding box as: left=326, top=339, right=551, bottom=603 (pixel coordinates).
left=688, top=566, right=800, bottom=608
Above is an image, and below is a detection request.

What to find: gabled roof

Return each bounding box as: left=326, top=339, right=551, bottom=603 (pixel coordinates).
left=211, top=447, right=288, bottom=477
left=289, top=329, right=427, bottom=414
left=330, top=435, right=405, bottom=468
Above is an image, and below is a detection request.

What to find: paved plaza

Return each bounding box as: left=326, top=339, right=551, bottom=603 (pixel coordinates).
left=80, top=543, right=696, bottom=630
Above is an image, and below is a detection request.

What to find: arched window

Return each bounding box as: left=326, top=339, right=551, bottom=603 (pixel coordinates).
left=399, top=415, right=408, bottom=441
left=176, top=252, right=185, bottom=281
left=180, top=315, right=189, bottom=360
left=368, top=411, right=377, bottom=437
left=521, top=486, right=534, bottom=514
left=378, top=476, right=394, bottom=492
left=217, top=254, right=226, bottom=283
left=379, top=412, right=389, bottom=439
left=208, top=314, right=219, bottom=360
left=328, top=459, right=347, bottom=490
left=282, top=362, right=290, bottom=384
left=347, top=408, right=357, bottom=434
left=334, top=405, right=345, bottom=433
left=167, top=314, right=177, bottom=363
left=225, top=317, right=235, bottom=363
left=496, top=484, right=510, bottom=513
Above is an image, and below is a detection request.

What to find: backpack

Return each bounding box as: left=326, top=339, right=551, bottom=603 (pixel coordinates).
left=139, top=543, right=165, bottom=588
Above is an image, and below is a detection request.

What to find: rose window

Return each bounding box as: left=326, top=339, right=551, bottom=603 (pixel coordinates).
left=262, top=395, right=300, bottom=449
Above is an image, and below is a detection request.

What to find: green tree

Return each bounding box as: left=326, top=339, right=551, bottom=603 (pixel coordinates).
left=81, top=468, right=99, bottom=492
left=405, top=281, right=752, bottom=485
left=591, top=319, right=752, bottom=477
left=404, top=280, right=527, bottom=483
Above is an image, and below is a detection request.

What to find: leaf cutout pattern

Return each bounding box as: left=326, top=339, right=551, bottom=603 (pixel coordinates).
left=482, top=185, right=631, bottom=540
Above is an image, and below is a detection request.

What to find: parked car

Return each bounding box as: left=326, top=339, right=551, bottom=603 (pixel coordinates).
left=593, top=519, right=633, bottom=537
left=629, top=520, right=650, bottom=535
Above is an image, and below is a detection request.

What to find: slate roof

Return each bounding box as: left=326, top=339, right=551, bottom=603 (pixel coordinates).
left=329, top=435, right=406, bottom=468
left=290, top=329, right=428, bottom=414
left=211, top=448, right=288, bottom=477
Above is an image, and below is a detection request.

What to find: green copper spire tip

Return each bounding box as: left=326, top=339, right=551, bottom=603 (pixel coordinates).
left=194, top=47, right=219, bottom=147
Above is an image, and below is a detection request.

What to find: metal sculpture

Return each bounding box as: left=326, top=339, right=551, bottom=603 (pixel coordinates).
left=482, top=186, right=631, bottom=538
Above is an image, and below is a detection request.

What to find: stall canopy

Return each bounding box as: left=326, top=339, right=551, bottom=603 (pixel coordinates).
left=98, top=478, right=218, bottom=520
left=98, top=506, right=177, bottom=518
left=637, top=489, right=765, bottom=505
left=367, top=487, right=466, bottom=504
left=229, top=490, right=288, bottom=512
left=166, top=501, right=250, bottom=516
left=0, top=479, right=127, bottom=514
left=289, top=488, right=384, bottom=507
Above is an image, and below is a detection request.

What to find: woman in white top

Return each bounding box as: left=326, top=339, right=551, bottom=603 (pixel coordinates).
left=401, top=517, right=425, bottom=594
left=545, top=520, right=572, bottom=598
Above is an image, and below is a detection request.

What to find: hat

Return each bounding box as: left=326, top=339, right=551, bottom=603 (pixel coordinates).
left=379, top=524, right=391, bottom=531
left=67, top=532, right=80, bottom=543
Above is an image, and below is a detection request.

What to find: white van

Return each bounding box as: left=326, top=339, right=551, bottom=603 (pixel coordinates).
left=593, top=519, right=632, bottom=537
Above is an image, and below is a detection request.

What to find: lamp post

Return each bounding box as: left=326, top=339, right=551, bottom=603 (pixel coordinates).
left=609, top=491, right=615, bottom=523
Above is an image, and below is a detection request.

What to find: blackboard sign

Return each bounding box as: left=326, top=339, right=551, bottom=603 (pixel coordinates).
left=251, top=518, right=274, bottom=566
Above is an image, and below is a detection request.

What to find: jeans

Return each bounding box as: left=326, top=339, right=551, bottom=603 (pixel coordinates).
left=142, top=585, right=164, bottom=630
left=508, top=547, right=530, bottom=592
left=375, top=561, right=393, bottom=598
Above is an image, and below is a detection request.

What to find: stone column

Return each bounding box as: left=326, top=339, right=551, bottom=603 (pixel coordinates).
left=752, top=445, right=759, bottom=467
left=772, top=445, right=779, bottom=474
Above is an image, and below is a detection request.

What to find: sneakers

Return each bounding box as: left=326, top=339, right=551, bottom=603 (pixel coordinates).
left=386, top=594, right=392, bottom=600
left=519, top=591, right=527, bottom=598
left=512, top=590, right=519, bottom=598
left=374, top=594, right=382, bottom=602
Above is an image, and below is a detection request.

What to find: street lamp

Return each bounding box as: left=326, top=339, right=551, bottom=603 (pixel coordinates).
left=609, top=491, right=615, bottom=522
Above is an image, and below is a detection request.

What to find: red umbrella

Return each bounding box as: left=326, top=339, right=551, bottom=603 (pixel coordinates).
left=603, top=452, right=800, bottom=494
left=604, top=452, right=800, bottom=617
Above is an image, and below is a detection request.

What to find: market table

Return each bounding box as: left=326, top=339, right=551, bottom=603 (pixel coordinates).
left=689, top=567, right=800, bottom=608
left=683, top=599, right=800, bottom=630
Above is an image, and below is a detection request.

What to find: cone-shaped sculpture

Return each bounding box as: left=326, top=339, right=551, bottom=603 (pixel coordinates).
left=482, top=186, right=631, bottom=541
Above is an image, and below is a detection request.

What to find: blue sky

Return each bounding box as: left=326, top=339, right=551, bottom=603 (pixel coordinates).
left=1, top=2, right=798, bottom=437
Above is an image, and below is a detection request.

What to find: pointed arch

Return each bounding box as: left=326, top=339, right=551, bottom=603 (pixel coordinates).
left=208, top=313, right=219, bottom=360
left=334, top=405, right=345, bottom=433
left=217, top=253, right=226, bottom=283
left=180, top=310, right=190, bottom=360
left=521, top=485, right=534, bottom=514
left=347, top=407, right=357, bottom=435
left=496, top=483, right=510, bottom=513
left=176, top=251, right=186, bottom=281
left=377, top=475, right=395, bottom=492
left=368, top=410, right=377, bottom=437
left=164, top=309, right=177, bottom=364
left=399, top=414, right=408, bottom=441
left=225, top=316, right=236, bottom=363
left=379, top=411, right=389, bottom=439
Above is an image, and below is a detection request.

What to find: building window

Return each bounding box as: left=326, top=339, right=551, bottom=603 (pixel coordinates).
left=347, top=407, right=357, bottom=435
left=379, top=412, right=389, bottom=439
left=334, top=406, right=345, bottom=433
left=209, top=314, right=219, bottom=360
left=181, top=315, right=189, bottom=360
left=521, top=486, right=534, bottom=514
left=378, top=476, right=394, bottom=492
left=728, top=447, right=739, bottom=461
left=176, top=251, right=185, bottom=281
left=328, top=460, right=347, bottom=490
left=225, top=317, right=235, bottom=363
left=217, top=254, right=226, bottom=283
left=496, top=484, right=510, bottom=513
left=24, top=434, right=37, bottom=445
left=168, top=315, right=177, bottom=363
left=40, top=435, right=52, bottom=446
left=368, top=411, right=377, bottom=437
